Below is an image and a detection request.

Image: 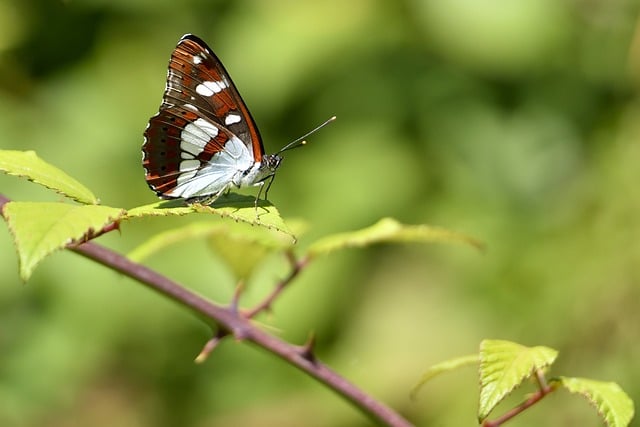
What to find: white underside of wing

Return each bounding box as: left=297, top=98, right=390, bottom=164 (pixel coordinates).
left=167, top=132, right=257, bottom=198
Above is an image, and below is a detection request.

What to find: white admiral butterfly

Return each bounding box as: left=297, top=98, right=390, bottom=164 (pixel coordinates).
left=142, top=34, right=333, bottom=206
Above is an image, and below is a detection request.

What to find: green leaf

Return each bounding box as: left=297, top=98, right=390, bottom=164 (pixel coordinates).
left=560, top=377, right=634, bottom=427
left=410, top=354, right=478, bottom=400
left=307, top=217, right=483, bottom=258
left=128, top=222, right=223, bottom=262
left=207, top=221, right=294, bottom=280
left=129, top=220, right=294, bottom=281
left=3, top=202, right=125, bottom=280
left=0, top=150, right=98, bottom=204
left=478, top=339, right=558, bottom=421
left=125, top=193, right=293, bottom=236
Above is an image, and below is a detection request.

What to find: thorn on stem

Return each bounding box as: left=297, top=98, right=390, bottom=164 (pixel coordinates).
left=195, top=331, right=227, bottom=364
left=300, top=332, right=317, bottom=363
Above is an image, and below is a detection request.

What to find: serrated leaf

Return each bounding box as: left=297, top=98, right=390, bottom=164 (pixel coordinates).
left=411, top=354, right=478, bottom=400
left=125, top=193, right=293, bottom=236
left=3, top=202, right=124, bottom=280
left=560, top=377, right=634, bottom=427
left=0, top=150, right=98, bottom=204
left=307, top=217, right=483, bottom=258
left=478, top=339, right=558, bottom=421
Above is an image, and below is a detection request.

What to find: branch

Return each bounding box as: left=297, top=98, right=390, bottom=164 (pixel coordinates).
left=0, top=194, right=413, bottom=427
left=244, top=250, right=308, bottom=318
left=483, top=370, right=555, bottom=427
left=75, top=244, right=413, bottom=426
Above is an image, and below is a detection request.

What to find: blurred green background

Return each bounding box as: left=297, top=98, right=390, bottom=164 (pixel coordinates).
left=1, top=0, right=639, bottom=426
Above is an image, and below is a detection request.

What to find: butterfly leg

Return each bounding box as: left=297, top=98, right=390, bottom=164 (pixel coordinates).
left=254, top=181, right=265, bottom=212
left=186, top=194, right=218, bottom=206
left=263, top=174, right=276, bottom=202
left=252, top=180, right=274, bottom=219
left=185, top=186, right=229, bottom=206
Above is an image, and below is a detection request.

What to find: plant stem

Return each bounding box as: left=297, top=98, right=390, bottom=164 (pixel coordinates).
left=483, top=370, right=554, bottom=427
left=244, top=250, right=308, bottom=318
left=73, top=241, right=412, bottom=427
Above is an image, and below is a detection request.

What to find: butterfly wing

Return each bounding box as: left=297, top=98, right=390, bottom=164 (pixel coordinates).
left=143, top=34, right=264, bottom=199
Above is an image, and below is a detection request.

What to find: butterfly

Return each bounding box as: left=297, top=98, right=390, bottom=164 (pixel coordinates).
left=142, top=34, right=333, bottom=206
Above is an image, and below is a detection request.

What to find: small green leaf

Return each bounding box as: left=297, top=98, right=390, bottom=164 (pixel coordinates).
left=128, top=222, right=224, bottom=262
left=478, top=339, right=558, bottom=421
left=126, top=193, right=293, bottom=236
left=0, top=150, right=98, bottom=204
left=307, top=217, right=483, bottom=258
left=3, top=202, right=125, bottom=280
left=560, top=377, right=634, bottom=427
left=411, top=354, right=478, bottom=400
left=129, top=220, right=294, bottom=280
left=207, top=222, right=294, bottom=280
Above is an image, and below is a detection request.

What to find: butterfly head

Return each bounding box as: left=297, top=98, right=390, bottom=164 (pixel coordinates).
left=251, top=153, right=282, bottom=186
left=263, top=153, right=283, bottom=172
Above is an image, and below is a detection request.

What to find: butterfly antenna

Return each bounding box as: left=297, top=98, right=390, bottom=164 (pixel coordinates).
left=278, top=116, right=336, bottom=154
